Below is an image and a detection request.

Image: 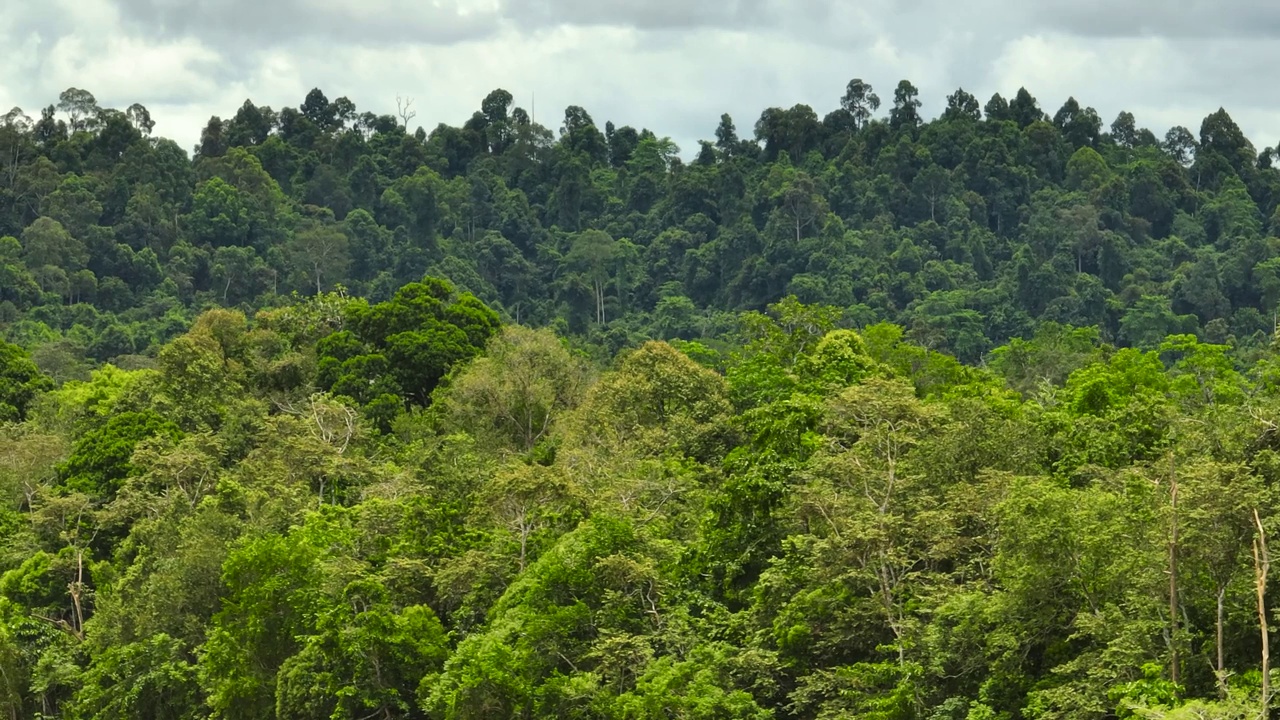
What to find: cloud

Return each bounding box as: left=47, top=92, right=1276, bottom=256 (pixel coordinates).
left=3, top=0, right=1280, bottom=157
left=42, top=35, right=224, bottom=105
left=113, top=0, right=503, bottom=48
left=502, top=0, right=776, bottom=31
left=1024, top=0, right=1280, bottom=39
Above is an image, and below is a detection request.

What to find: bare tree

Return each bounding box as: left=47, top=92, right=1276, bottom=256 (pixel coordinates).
left=396, top=95, right=417, bottom=129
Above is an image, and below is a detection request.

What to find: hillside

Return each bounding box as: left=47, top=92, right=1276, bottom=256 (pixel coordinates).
left=4, top=82, right=1280, bottom=369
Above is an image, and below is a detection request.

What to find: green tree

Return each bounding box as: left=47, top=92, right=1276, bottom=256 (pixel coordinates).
left=321, top=277, right=500, bottom=408
left=57, top=410, right=182, bottom=499
left=563, top=229, right=616, bottom=326
left=841, top=78, right=881, bottom=130
left=442, top=326, right=592, bottom=453
left=187, top=177, right=250, bottom=247
left=287, top=222, right=349, bottom=294
left=0, top=341, right=53, bottom=422
left=21, top=217, right=87, bottom=270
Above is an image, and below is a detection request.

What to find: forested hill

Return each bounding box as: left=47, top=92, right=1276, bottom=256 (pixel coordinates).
left=4, top=80, right=1280, bottom=369
left=5, top=82, right=1280, bottom=719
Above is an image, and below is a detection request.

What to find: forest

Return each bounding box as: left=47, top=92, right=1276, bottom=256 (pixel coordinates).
left=2, top=78, right=1280, bottom=718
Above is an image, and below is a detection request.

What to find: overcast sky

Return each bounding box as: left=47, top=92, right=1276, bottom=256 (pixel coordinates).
left=1, top=0, right=1277, bottom=157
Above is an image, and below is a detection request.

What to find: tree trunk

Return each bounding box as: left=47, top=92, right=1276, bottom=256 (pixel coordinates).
left=1169, top=453, right=1179, bottom=689
left=69, top=549, right=85, bottom=641
left=1217, top=585, right=1227, bottom=697
left=1255, top=508, right=1270, bottom=715
left=519, top=524, right=529, bottom=572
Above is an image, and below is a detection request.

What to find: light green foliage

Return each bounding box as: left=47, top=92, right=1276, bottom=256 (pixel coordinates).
left=21, top=217, right=87, bottom=272
left=154, top=309, right=255, bottom=430
left=988, top=322, right=1104, bottom=394
left=796, top=328, right=882, bottom=392
left=66, top=635, right=200, bottom=720
left=1, top=285, right=1279, bottom=720
left=567, top=340, right=733, bottom=462
left=613, top=645, right=774, bottom=719
left=286, top=221, right=349, bottom=294
left=728, top=295, right=841, bottom=407
left=440, top=325, right=593, bottom=453
left=275, top=590, right=447, bottom=720
left=424, top=516, right=659, bottom=719
left=29, top=364, right=153, bottom=435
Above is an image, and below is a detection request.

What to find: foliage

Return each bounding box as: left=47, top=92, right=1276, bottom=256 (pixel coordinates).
left=2, top=81, right=1280, bottom=720
left=0, top=341, right=53, bottom=421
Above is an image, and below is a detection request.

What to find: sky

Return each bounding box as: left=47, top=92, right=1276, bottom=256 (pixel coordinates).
left=1, top=0, right=1278, bottom=157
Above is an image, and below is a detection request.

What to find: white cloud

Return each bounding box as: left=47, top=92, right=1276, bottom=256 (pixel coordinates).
left=42, top=34, right=223, bottom=105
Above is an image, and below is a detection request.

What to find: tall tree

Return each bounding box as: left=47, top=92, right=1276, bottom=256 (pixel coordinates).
left=889, top=80, right=922, bottom=131
left=841, top=78, right=881, bottom=130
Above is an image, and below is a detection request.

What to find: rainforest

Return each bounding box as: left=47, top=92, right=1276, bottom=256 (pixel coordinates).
left=2, top=80, right=1280, bottom=718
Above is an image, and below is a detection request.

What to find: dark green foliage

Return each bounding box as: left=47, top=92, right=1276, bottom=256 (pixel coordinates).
left=57, top=410, right=181, bottom=498
left=317, top=277, right=499, bottom=408
left=0, top=340, right=53, bottom=420
left=4, top=80, right=1280, bottom=372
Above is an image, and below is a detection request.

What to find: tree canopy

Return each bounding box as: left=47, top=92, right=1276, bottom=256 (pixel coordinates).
left=4, top=80, right=1280, bottom=719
